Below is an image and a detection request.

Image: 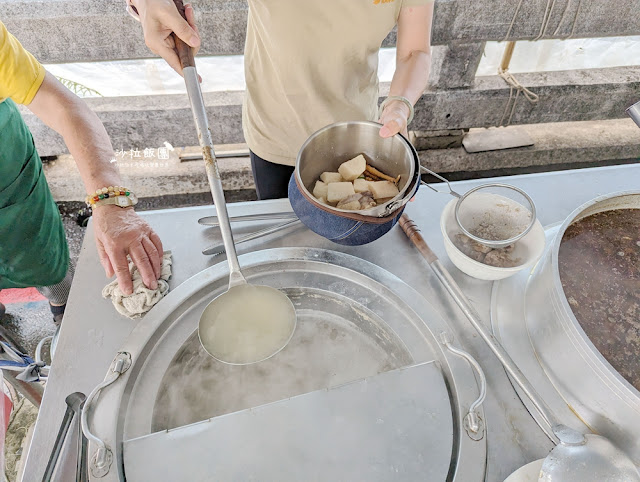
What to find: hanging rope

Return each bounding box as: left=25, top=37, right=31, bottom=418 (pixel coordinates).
left=533, top=0, right=557, bottom=41
left=505, top=0, right=582, bottom=42
left=553, top=0, right=572, bottom=35
left=564, top=0, right=582, bottom=39
left=498, top=68, right=540, bottom=126
left=503, top=0, right=524, bottom=42
left=498, top=0, right=583, bottom=126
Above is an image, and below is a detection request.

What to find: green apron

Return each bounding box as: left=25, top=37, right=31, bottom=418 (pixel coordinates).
left=0, top=98, right=69, bottom=289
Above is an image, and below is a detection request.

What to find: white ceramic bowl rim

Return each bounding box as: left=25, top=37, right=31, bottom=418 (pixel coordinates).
left=440, top=198, right=546, bottom=274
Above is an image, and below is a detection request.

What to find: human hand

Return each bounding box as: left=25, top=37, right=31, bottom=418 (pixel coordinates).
left=132, top=0, right=200, bottom=76
left=378, top=100, right=411, bottom=138
left=93, top=205, right=164, bottom=295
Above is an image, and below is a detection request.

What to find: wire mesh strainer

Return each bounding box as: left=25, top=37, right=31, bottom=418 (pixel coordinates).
left=420, top=167, right=537, bottom=249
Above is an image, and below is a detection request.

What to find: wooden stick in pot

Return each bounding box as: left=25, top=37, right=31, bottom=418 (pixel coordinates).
left=365, top=164, right=401, bottom=184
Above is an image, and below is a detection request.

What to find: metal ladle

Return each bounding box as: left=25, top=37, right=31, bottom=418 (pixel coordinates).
left=398, top=214, right=640, bottom=481
left=172, top=0, right=296, bottom=365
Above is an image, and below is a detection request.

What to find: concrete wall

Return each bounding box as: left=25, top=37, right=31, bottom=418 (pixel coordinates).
left=3, top=0, right=640, bottom=157
left=21, top=67, right=640, bottom=157
left=4, top=0, right=639, bottom=63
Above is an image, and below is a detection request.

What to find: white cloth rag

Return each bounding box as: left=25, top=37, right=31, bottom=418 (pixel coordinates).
left=102, top=252, right=172, bottom=319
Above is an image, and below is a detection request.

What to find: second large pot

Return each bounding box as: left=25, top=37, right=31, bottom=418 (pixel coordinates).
left=525, top=191, right=640, bottom=463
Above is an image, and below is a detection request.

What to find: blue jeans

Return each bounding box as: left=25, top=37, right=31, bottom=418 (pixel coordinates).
left=249, top=151, right=295, bottom=200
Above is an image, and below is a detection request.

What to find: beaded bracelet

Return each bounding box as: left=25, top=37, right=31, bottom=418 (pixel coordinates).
left=85, top=186, right=137, bottom=209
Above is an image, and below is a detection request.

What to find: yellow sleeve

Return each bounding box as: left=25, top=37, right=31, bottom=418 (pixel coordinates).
left=0, top=21, right=46, bottom=105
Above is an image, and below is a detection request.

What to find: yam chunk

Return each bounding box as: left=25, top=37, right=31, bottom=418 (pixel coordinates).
left=320, top=172, right=343, bottom=184
left=327, top=182, right=355, bottom=204
left=312, top=180, right=328, bottom=199
left=368, top=181, right=400, bottom=200
left=338, top=154, right=367, bottom=181
left=316, top=196, right=328, bottom=205
left=353, top=178, right=371, bottom=193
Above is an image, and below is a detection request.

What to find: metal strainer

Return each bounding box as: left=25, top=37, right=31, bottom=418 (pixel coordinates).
left=420, top=167, right=537, bottom=248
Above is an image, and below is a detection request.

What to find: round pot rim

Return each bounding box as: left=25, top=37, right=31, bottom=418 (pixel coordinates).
left=548, top=190, right=640, bottom=397
left=294, top=175, right=406, bottom=224
left=294, top=120, right=419, bottom=222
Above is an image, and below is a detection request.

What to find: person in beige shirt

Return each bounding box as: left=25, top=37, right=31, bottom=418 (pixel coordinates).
left=129, top=0, right=434, bottom=199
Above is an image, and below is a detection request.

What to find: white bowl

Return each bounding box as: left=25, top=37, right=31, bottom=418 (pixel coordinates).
left=440, top=198, right=546, bottom=281
left=503, top=459, right=544, bottom=482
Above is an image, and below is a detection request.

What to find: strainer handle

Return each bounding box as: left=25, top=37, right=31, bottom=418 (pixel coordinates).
left=399, top=213, right=563, bottom=442
left=419, top=166, right=462, bottom=198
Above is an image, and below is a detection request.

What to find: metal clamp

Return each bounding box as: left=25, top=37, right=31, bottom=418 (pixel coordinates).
left=81, top=352, right=132, bottom=478
left=440, top=333, right=486, bottom=441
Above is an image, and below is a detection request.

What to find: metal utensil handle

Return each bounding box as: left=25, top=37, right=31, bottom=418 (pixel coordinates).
left=440, top=332, right=486, bottom=439
left=43, top=392, right=87, bottom=482
left=203, top=219, right=302, bottom=256
left=419, top=166, right=462, bottom=198
left=81, top=352, right=131, bottom=478
left=198, top=212, right=298, bottom=226
left=43, top=402, right=76, bottom=481
left=172, top=0, right=245, bottom=288
left=398, top=214, right=561, bottom=436
left=76, top=400, right=89, bottom=482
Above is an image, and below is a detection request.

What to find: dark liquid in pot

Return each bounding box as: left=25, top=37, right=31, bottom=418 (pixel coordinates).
left=558, top=208, right=640, bottom=390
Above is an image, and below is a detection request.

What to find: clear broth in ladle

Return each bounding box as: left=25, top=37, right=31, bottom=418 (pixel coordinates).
left=198, top=284, right=296, bottom=365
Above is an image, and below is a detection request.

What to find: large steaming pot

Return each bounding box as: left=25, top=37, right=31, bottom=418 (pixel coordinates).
left=84, top=248, right=487, bottom=480
left=525, top=191, right=640, bottom=463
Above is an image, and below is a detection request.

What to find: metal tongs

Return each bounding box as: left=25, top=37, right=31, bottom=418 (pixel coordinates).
left=198, top=213, right=301, bottom=256
left=43, top=392, right=88, bottom=482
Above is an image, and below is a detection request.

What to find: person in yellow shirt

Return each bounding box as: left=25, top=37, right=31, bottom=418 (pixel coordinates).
left=127, top=0, right=434, bottom=199
left=0, top=21, right=164, bottom=323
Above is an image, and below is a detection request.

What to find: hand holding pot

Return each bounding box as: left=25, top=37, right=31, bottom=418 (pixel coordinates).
left=378, top=99, right=411, bottom=138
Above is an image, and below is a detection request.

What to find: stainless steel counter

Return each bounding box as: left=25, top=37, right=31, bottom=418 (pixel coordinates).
left=23, top=163, right=640, bottom=481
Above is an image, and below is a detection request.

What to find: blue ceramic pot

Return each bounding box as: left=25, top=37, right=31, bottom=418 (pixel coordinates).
left=288, top=175, right=412, bottom=246
left=289, top=121, right=420, bottom=246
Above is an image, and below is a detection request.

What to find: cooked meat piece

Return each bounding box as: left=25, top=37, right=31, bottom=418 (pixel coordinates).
left=337, top=193, right=364, bottom=210
left=358, top=191, right=377, bottom=209
left=336, top=192, right=378, bottom=211
left=483, top=249, right=521, bottom=268
left=454, top=234, right=488, bottom=262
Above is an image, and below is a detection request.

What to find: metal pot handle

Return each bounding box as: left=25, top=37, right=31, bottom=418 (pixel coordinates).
left=440, top=332, right=486, bottom=441
left=81, top=352, right=132, bottom=478
left=419, top=166, right=463, bottom=198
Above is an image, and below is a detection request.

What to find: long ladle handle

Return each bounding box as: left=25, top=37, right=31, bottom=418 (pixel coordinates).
left=398, top=214, right=562, bottom=439
left=172, top=0, right=245, bottom=287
